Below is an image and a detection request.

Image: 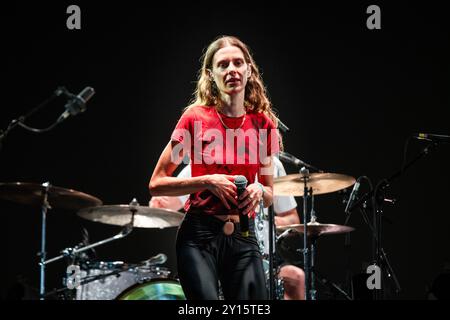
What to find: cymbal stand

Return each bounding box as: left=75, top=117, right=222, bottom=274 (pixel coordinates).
left=309, top=190, right=317, bottom=300
left=300, top=166, right=311, bottom=300
left=38, top=182, right=51, bottom=300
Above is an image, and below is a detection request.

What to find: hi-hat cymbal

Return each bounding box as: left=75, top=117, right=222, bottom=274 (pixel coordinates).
left=277, top=221, right=355, bottom=237
left=77, top=205, right=184, bottom=229
left=0, top=182, right=102, bottom=211
left=274, top=172, right=356, bottom=196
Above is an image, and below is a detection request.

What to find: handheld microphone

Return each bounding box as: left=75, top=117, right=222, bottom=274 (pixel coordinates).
left=345, top=180, right=361, bottom=214
left=57, top=86, right=95, bottom=123
left=235, top=175, right=249, bottom=237
left=414, top=133, right=450, bottom=143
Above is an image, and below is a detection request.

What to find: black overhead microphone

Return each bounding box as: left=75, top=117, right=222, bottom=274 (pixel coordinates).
left=278, top=151, right=323, bottom=172
left=414, top=133, right=450, bottom=143
left=234, top=175, right=249, bottom=237
left=57, top=86, right=95, bottom=123
left=277, top=119, right=290, bottom=133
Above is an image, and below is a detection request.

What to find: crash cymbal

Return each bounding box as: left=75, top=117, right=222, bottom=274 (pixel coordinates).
left=274, top=172, right=356, bottom=196
left=277, top=221, right=355, bottom=237
left=0, top=182, right=102, bottom=211
left=77, top=205, right=184, bottom=229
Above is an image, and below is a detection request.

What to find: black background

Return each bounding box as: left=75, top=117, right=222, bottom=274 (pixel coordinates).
left=1, top=1, right=449, bottom=300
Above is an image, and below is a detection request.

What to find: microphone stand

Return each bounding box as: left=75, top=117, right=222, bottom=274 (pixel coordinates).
left=268, top=204, right=276, bottom=299
left=347, top=142, right=439, bottom=299
left=0, top=86, right=76, bottom=151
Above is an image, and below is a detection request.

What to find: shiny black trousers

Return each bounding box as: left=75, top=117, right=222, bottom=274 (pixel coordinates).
left=176, top=213, right=268, bottom=300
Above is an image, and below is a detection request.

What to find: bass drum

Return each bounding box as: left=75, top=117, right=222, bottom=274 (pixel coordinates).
left=116, top=278, right=186, bottom=300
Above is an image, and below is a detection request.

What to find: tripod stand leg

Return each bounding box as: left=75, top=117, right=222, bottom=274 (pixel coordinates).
left=313, top=269, right=353, bottom=300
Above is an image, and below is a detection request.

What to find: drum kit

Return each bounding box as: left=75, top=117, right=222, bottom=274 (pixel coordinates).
left=270, top=168, right=358, bottom=300
left=1, top=162, right=357, bottom=300
left=0, top=182, right=185, bottom=300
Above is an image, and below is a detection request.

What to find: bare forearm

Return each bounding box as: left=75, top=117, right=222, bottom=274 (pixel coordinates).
left=150, top=175, right=210, bottom=197
left=275, top=208, right=301, bottom=226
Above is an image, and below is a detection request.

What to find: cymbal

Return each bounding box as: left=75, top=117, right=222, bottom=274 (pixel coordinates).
left=0, top=182, right=102, bottom=211
left=77, top=205, right=184, bottom=229
left=277, top=222, right=355, bottom=237
left=274, top=172, right=356, bottom=196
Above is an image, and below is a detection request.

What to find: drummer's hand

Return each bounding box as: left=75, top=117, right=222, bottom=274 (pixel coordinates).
left=238, top=183, right=263, bottom=218
left=205, top=174, right=238, bottom=210
left=149, top=196, right=183, bottom=211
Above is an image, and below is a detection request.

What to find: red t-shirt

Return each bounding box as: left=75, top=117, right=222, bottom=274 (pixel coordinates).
left=171, top=105, right=279, bottom=215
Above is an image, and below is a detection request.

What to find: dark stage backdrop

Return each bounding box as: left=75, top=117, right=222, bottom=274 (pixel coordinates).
left=1, top=2, right=449, bottom=300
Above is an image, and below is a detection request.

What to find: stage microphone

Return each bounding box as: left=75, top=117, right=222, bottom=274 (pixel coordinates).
left=235, top=175, right=249, bottom=237
left=279, top=151, right=305, bottom=167
left=278, top=151, right=323, bottom=172
left=57, top=86, right=95, bottom=123
left=345, top=180, right=361, bottom=214
left=414, top=133, right=450, bottom=143
left=277, top=119, right=290, bottom=133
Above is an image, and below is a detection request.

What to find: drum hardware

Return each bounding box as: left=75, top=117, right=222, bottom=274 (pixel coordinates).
left=72, top=254, right=173, bottom=300
left=273, top=171, right=356, bottom=197
left=42, top=220, right=134, bottom=267
left=274, top=156, right=358, bottom=300
left=44, top=253, right=171, bottom=300
left=276, top=220, right=355, bottom=301
left=44, top=198, right=140, bottom=267
left=277, top=222, right=355, bottom=238
left=43, top=198, right=180, bottom=300
left=0, top=181, right=102, bottom=300
left=77, top=200, right=184, bottom=229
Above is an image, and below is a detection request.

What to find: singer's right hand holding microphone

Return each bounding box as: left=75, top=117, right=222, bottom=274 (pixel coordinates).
left=238, top=183, right=263, bottom=217
left=205, top=174, right=238, bottom=210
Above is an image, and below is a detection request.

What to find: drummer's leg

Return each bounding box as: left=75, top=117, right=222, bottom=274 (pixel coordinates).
left=279, top=264, right=305, bottom=300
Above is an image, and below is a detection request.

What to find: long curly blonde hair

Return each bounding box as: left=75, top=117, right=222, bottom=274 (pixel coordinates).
left=187, top=35, right=280, bottom=128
